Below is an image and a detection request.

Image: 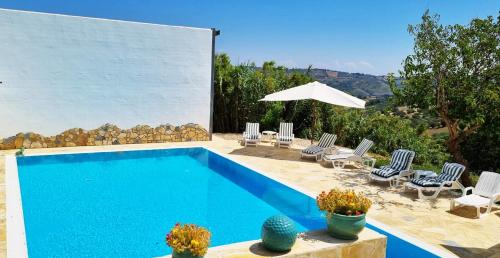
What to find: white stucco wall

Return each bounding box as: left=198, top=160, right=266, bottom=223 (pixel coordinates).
left=0, top=9, right=213, bottom=138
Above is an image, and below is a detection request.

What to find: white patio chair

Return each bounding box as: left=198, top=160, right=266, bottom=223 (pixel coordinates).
left=242, top=122, right=261, bottom=147
left=301, top=133, right=337, bottom=161
left=323, top=138, right=374, bottom=169
left=405, top=162, right=465, bottom=199
left=369, top=149, right=415, bottom=187
left=276, top=122, right=294, bottom=148
left=450, top=171, right=500, bottom=218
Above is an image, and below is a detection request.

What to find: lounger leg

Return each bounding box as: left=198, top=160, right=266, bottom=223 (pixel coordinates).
left=417, top=188, right=442, bottom=200
left=477, top=206, right=481, bottom=218
left=450, top=199, right=455, bottom=211
left=486, top=204, right=493, bottom=215
left=332, top=160, right=346, bottom=170
left=417, top=188, right=424, bottom=199
left=430, top=189, right=441, bottom=199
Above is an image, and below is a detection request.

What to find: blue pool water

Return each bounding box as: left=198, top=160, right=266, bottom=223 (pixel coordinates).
left=16, top=147, right=439, bottom=257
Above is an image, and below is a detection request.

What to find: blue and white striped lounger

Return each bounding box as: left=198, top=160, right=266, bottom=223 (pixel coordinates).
left=406, top=162, right=466, bottom=199
left=369, top=149, right=415, bottom=187
left=323, top=138, right=374, bottom=169
left=301, top=133, right=337, bottom=161
left=276, top=122, right=294, bottom=148
left=242, top=122, right=261, bottom=147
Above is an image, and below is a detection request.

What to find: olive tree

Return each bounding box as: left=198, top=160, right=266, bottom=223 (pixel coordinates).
left=390, top=11, right=500, bottom=186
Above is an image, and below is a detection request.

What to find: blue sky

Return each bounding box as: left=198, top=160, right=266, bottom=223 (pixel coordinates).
left=1, top=1, right=497, bottom=75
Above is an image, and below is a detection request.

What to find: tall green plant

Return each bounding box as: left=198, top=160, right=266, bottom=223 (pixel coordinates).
left=389, top=11, right=500, bottom=185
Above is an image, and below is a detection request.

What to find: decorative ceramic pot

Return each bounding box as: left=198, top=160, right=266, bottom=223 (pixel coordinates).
left=261, top=215, right=297, bottom=252
left=326, top=213, right=366, bottom=240
left=172, top=251, right=203, bottom=258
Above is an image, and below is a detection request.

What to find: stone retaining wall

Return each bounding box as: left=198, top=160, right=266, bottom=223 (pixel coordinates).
left=0, top=123, right=209, bottom=150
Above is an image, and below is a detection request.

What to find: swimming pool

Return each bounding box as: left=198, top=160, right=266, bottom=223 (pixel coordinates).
left=9, top=147, right=444, bottom=257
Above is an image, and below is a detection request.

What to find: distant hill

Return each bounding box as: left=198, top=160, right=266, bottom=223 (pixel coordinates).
left=290, top=68, right=395, bottom=98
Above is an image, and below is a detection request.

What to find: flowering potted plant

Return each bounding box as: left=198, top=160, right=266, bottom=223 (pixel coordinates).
left=166, top=223, right=211, bottom=258
left=316, top=189, right=372, bottom=240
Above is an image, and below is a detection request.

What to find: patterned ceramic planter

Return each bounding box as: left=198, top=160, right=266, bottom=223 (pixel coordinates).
left=326, top=213, right=366, bottom=240
left=172, top=251, right=203, bottom=258
left=261, top=215, right=297, bottom=252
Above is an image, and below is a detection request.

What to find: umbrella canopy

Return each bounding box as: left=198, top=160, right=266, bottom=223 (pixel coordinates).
left=259, top=81, right=365, bottom=143
left=259, top=81, right=365, bottom=109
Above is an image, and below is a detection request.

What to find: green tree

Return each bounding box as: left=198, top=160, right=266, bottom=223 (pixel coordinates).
left=390, top=11, right=500, bottom=185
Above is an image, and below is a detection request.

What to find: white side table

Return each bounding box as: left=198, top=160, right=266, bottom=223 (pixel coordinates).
left=262, top=131, right=277, bottom=142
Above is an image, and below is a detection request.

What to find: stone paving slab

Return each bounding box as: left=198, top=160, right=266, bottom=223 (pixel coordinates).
left=162, top=230, right=386, bottom=258
left=1, top=134, right=498, bottom=257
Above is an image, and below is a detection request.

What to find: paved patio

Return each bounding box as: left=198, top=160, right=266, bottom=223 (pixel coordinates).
left=0, top=134, right=498, bottom=257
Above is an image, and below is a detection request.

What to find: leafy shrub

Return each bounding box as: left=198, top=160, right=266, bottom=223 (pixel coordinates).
left=461, top=118, right=500, bottom=173
left=325, top=109, right=449, bottom=166
left=316, top=189, right=372, bottom=216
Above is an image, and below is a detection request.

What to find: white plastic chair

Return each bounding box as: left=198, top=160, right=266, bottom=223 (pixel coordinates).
left=450, top=171, right=500, bottom=218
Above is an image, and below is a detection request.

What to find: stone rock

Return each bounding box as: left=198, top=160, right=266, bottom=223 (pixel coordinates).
left=0, top=123, right=209, bottom=150
left=31, top=141, right=43, bottom=148
left=23, top=139, right=31, bottom=148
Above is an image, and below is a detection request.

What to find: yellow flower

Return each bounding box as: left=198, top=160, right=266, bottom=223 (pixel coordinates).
left=166, top=223, right=211, bottom=256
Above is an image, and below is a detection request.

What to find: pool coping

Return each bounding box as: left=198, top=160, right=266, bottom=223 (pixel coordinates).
left=5, top=145, right=457, bottom=258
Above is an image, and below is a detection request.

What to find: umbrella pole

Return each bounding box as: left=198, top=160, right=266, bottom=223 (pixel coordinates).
left=311, top=100, right=316, bottom=144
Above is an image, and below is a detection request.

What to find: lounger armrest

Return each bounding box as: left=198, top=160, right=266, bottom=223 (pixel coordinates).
left=327, top=147, right=340, bottom=155
left=276, top=134, right=293, bottom=141
left=400, top=169, right=414, bottom=177
left=243, top=132, right=261, bottom=139
left=347, top=155, right=363, bottom=163
left=440, top=180, right=456, bottom=188
left=462, top=186, right=474, bottom=196
left=323, top=147, right=333, bottom=155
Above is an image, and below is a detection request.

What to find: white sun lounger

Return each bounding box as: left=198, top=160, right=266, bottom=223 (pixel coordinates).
left=405, top=162, right=465, bottom=199
left=242, top=122, right=261, bottom=147
left=276, top=122, right=294, bottom=148
left=369, top=149, right=415, bottom=187
left=322, top=138, right=373, bottom=169
left=300, top=133, right=337, bottom=161
left=450, top=171, right=500, bottom=218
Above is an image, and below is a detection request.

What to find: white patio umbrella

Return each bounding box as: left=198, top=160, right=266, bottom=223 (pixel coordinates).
left=260, top=81, right=365, bottom=143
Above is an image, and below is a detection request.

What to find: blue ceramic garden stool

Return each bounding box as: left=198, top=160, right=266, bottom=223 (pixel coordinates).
left=261, top=215, right=297, bottom=252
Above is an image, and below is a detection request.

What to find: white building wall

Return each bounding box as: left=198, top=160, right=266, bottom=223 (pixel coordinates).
left=0, top=9, right=213, bottom=137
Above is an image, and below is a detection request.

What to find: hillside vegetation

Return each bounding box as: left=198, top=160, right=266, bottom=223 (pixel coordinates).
left=213, top=11, right=499, bottom=185
left=291, top=68, right=393, bottom=98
